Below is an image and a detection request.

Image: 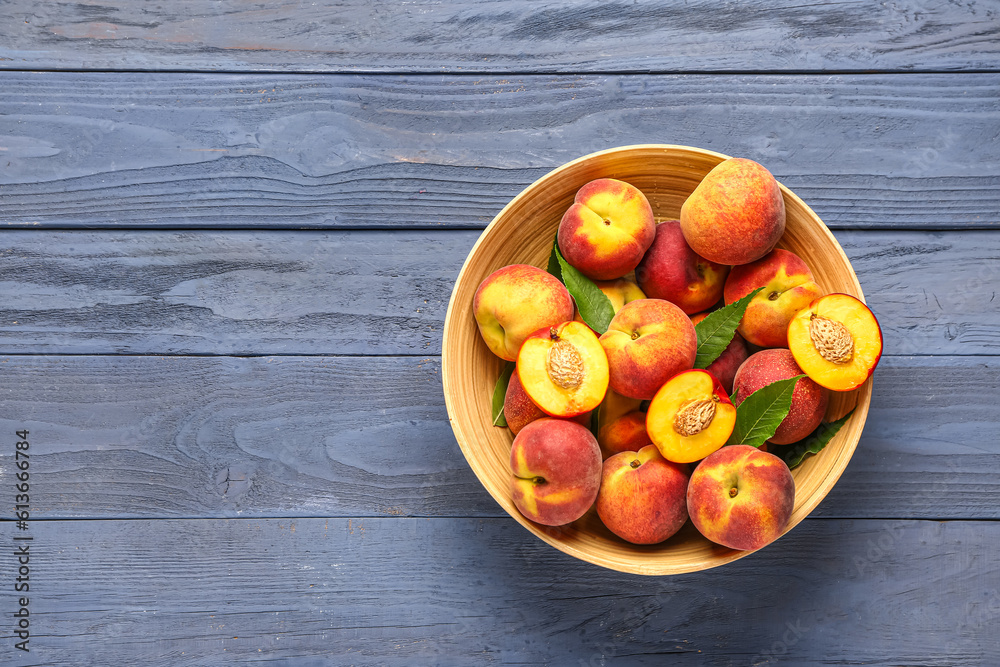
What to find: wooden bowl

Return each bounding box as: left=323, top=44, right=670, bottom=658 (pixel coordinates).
left=442, top=145, right=872, bottom=575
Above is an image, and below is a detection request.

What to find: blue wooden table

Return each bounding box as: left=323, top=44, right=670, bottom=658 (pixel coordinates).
left=1, top=2, right=998, bottom=664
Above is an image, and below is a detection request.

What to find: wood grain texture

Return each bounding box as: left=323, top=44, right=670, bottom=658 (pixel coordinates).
left=2, top=0, right=999, bottom=73
left=0, top=355, right=995, bottom=521
left=0, top=229, right=995, bottom=357
left=2, top=516, right=997, bottom=666
left=0, top=230, right=455, bottom=356
left=1, top=72, right=997, bottom=229
left=0, top=2, right=991, bottom=659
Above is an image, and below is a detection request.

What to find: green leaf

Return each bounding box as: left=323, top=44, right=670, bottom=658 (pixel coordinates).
left=694, top=286, right=765, bottom=369
left=781, top=408, right=855, bottom=469
left=551, top=237, right=615, bottom=334
left=546, top=239, right=562, bottom=281
left=491, top=362, right=516, bottom=428
left=727, top=375, right=806, bottom=448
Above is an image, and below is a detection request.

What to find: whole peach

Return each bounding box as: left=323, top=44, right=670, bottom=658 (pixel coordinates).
left=732, top=349, right=829, bottom=445
left=596, top=389, right=650, bottom=457
left=687, top=444, right=795, bottom=551
left=597, top=445, right=689, bottom=544
left=724, top=249, right=823, bottom=349
left=473, top=264, right=574, bottom=361
left=635, top=220, right=729, bottom=314
left=599, top=411, right=652, bottom=457
left=599, top=299, right=697, bottom=400
left=509, top=418, right=603, bottom=526
left=558, top=179, right=656, bottom=280
left=680, top=158, right=785, bottom=266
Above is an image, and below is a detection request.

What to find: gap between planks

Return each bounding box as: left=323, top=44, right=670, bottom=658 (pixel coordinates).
left=2, top=515, right=996, bottom=523
left=2, top=68, right=1000, bottom=77
left=0, top=352, right=984, bottom=358
left=2, top=224, right=994, bottom=232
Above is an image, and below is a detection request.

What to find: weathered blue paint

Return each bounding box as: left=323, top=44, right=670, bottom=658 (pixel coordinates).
left=0, top=4, right=999, bottom=663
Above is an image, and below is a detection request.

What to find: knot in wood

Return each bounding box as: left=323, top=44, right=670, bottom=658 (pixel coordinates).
left=673, top=399, right=716, bottom=437
left=809, top=315, right=854, bottom=364
left=546, top=340, right=585, bottom=390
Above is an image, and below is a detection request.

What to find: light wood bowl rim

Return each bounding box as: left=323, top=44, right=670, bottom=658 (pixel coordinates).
left=442, top=144, right=871, bottom=575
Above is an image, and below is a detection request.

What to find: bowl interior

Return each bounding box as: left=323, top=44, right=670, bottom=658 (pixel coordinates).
left=442, top=145, right=872, bottom=575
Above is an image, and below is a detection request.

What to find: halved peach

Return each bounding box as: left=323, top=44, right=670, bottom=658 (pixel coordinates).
left=517, top=321, right=610, bottom=418
left=787, top=293, right=882, bottom=392
left=646, top=369, right=736, bottom=463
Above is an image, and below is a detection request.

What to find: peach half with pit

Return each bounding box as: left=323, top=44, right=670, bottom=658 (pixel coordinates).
left=599, top=299, right=697, bottom=401
left=646, top=369, right=736, bottom=464
left=474, top=264, right=575, bottom=361
left=723, top=249, right=823, bottom=349
left=680, top=158, right=785, bottom=266
left=510, top=418, right=603, bottom=527
left=686, top=444, right=795, bottom=551
left=787, top=293, right=883, bottom=392
left=558, top=178, right=656, bottom=280
left=596, top=445, right=689, bottom=545
left=732, top=349, right=828, bottom=445
left=635, top=220, right=729, bottom=315
left=517, top=321, right=609, bottom=418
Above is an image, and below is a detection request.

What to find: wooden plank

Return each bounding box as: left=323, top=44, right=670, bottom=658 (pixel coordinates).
left=0, top=355, right=492, bottom=520
left=2, top=0, right=998, bottom=73
left=816, top=355, right=1000, bottom=519
left=0, top=355, right=995, bottom=521
left=837, top=230, right=1000, bottom=358
left=0, top=72, right=997, bottom=230
left=1, top=516, right=997, bottom=665
left=0, top=229, right=996, bottom=357
left=0, top=230, right=456, bottom=356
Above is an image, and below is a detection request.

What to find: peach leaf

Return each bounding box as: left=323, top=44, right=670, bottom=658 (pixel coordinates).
left=727, top=374, right=805, bottom=448
left=779, top=408, right=855, bottom=469
left=694, top=286, right=764, bottom=369
left=492, top=361, right=516, bottom=427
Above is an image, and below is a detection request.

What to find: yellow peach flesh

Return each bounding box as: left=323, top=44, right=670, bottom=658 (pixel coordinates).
left=646, top=370, right=736, bottom=463
left=517, top=322, right=609, bottom=417
left=788, top=294, right=882, bottom=392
